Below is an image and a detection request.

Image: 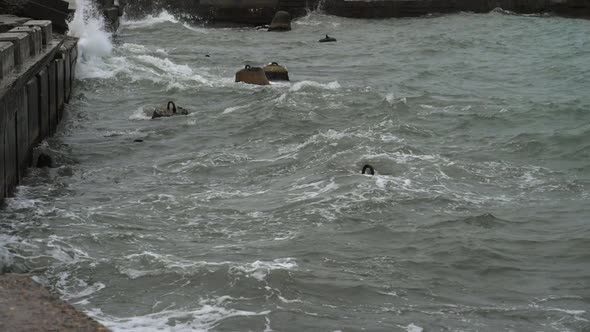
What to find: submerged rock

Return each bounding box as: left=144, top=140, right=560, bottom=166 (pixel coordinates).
left=263, top=62, right=289, bottom=81
left=235, top=65, right=270, bottom=85
left=268, top=11, right=291, bottom=31
left=151, top=101, right=189, bottom=119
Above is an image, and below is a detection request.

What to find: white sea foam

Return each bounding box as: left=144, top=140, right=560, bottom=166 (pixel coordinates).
left=121, top=11, right=179, bottom=29
left=118, top=251, right=297, bottom=281
left=404, top=323, right=424, bottom=332
left=68, top=0, right=113, bottom=77
left=88, top=305, right=270, bottom=332
left=290, top=80, right=341, bottom=92
left=223, top=103, right=251, bottom=114
left=0, top=235, right=17, bottom=272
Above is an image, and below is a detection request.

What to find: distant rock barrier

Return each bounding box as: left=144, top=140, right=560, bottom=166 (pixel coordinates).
left=0, top=16, right=78, bottom=202
left=123, top=0, right=590, bottom=26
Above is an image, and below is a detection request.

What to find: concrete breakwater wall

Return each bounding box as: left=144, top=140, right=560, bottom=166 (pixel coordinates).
left=0, top=15, right=78, bottom=203
left=124, top=0, right=590, bottom=24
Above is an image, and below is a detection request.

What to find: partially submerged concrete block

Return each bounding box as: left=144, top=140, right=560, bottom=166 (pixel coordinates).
left=26, top=78, right=40, bottom=146
left=235, top=65, right=270, bottom=85
left=263, top=62, right=289, bottom=81
left=268, top=11, right=291, bottom=31
left=0, top=42, right=14, bottom=79
left=9, top=26, right=43, bottom=57
left=0, top=32, right=31, bottom=66
left=23, top=20, right=52, bottom=47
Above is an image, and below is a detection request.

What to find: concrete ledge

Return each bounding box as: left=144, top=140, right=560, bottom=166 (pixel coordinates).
left=23, top=20, right=53, bottom=47
left=0, top=274, right=110, bottom=332
left=0, top=42, right=14, bottom=80
left=0, top=32, right=30, bottom=66
left=9, top=26, right=43, bottom=57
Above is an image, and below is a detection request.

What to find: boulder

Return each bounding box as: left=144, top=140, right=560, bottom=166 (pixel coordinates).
left=268, top=11, right=291, bottom=31
left=235, top=64, right=270, bottom=85
left=263, top=62, right=289, bottom=81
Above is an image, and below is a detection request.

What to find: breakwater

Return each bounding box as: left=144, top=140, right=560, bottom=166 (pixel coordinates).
left=125, top=0, right=590, bottom=24
left=0, top=16, right=77, bottom=202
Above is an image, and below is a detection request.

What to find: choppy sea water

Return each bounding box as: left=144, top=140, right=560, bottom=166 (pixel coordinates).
left=1, top=4, right=590, bottom=331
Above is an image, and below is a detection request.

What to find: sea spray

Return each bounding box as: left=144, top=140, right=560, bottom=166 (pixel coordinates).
left=67, top=0, right=113, bottom=77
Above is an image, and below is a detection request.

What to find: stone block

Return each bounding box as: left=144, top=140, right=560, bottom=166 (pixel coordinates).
left=60, top=48, right=71, bottom=102
left=16, top=87, right=30, bottom=174
left=26, top=78, right=40, bottom=146
left=48, top=62, right=57, bottom=134
left=9, top=26, right=43, bottom=57
left=0, top=42, right=14, bottom=80
left=2, top=98, right=17, bottom=196
left=0, top=15, right=30, bottom=33
left=0, top=33, right=31, bottom=66
left=37, top=68, right=49, bottom=139
left=70, top=45, right=78, bottom=62
left=0, top=97, right=5, bottom=199
left=55, top=59, right=64, bottom=121
left=22, top=20, right=52, bottom=47
left=100, top=0, right=115, bottom=7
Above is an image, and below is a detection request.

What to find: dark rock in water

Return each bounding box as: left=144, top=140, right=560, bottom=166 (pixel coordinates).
left=134, top=139, right=144, bottom=143
left=319, top=34, right=337, bottom=43
left=268, top=11, right=291, bottom=31
left=235, top=64, right=270, bottom=85
left=57, top=166, right=73, bottom=177
left=151, top=101, right=189, bottom=119
left=362, top=164, right=375, bottom=175
left=263, top=62, right=289, bottom=81
left=205, top=54, right=210, bottom=57
left=36, top=153, right=53, bottom=168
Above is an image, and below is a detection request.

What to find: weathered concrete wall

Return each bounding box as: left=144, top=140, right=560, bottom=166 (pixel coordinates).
left=0, top=17, right=77, bottom=201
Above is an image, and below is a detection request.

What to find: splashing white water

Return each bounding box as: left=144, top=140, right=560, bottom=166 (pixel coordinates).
left=67, top=0, right=113, bottom=76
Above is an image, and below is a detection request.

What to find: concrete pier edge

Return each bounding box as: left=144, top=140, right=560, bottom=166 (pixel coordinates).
left=1, top=11, right=114, bottom=331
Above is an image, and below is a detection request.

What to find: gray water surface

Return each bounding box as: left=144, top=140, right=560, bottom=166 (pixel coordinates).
left=1, top=10, right=589, bottom=332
